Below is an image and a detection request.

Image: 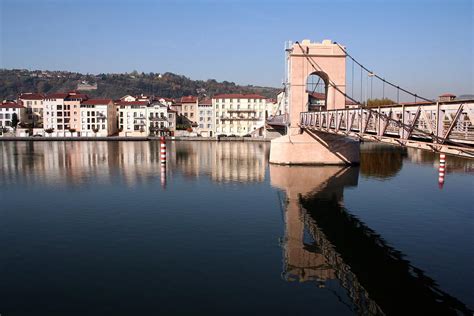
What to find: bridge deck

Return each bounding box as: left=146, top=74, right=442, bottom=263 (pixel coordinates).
left=298, top=101, right=474, bottom=158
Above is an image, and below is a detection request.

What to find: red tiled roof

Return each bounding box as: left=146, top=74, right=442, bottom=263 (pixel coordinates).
left=0, top=102, right=24, bottom=109
left=439, top=93, right=456, bottom=97
left=116, top=100, right=149, bottom=106
left=199, top=98, right=212, bottom=105
left=45, top=93, right=69, bottom=99
left=213, top=94, right=266, bottom=99
left=181, top=96, right=198, bottom=103
left=309, top=92, right=325, bottom=100
left=66, top=93, right=88, bottom=99
left=81, top=99, right=112, bottom=105
left=345, top=99, right=358, bottom=105
left=19, top=93, right=45, bottom=100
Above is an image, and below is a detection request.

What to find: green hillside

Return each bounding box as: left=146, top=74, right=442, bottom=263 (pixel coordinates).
left=0, top=69, right=280, bottom=100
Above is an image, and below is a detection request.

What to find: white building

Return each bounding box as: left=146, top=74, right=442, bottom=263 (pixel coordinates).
left=0, top=101, right=25, bottom=132
left=196, top=98, right=214, bottom=137
left=80, top=99, right=117, bottom=136
left=118, top=100, right=149, bottom=137
left=148, top=101, right=173, bottom=136
left=213, top=94, right=267, bottom=137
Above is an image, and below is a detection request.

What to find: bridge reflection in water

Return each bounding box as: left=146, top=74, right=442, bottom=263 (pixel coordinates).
left=270, top=163, right=472, bottom=315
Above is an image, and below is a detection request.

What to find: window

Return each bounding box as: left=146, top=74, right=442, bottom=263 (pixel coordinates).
left=199, top=124, right=204, bottom=128
left=102, top=124, right=105, bottom=129
left=207, top=124, right=211, bottom=128
left=190, top=113, right=194, bottom=117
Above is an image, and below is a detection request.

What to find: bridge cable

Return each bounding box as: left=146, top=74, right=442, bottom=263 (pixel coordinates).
left=294, top=41, right=469, bottom=147
left=335, top=43, right=433, bottom=102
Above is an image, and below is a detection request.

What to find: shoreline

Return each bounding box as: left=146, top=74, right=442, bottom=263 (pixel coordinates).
left=0, top=136, right=271, bottom=142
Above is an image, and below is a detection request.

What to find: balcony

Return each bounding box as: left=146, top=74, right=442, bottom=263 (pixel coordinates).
left=149, top=116, right=168, bottom=122
left=227, top=109, right=256, bottom=113
left=220, top=116, right=261, bottom=121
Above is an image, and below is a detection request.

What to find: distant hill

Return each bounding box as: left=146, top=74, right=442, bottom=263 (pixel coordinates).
left=0, top=69, right=281, bottom=100
left=458, top=94, right=474, bottom=100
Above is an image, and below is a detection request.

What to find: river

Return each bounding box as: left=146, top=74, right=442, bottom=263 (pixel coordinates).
left=0, top=141, right=472, bottom=315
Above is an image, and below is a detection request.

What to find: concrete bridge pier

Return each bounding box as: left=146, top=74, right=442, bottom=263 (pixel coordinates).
left=270, top=127, right=360, bottom=165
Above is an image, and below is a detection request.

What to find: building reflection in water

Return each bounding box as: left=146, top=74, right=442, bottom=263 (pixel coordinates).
left=0, top=141, right=269, bottom=187
left=361, top=143, right=474, bottom=177
left=167, top=141, right=268, bottom=182
left=270, top=163, right=472, bottom=315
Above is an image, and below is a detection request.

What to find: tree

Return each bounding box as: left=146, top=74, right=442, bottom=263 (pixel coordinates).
left=45, top=128, right=54, bottom=136
left=92, top=127, right=99, bottom=136
left=366, top=98, right=396, bottom=107
left=11, top=113, right=19, bottom=130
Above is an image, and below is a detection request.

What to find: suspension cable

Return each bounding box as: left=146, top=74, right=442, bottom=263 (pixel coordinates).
left=335, top=43, right=433, bottom=102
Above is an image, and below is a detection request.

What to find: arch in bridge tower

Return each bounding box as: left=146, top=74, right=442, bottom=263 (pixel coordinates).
left=289, top=39, right=346, bottom=127
left=306, top=71, right=329, bottom=112
left=269, top=39, right=359, bottom=165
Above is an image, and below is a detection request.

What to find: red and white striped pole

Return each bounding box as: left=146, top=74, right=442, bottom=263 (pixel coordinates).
left=160, top=136, right=167, bottom=164
left=438, top=153, right=446, bottom=189
left=160, top=136, right=167, bottom=188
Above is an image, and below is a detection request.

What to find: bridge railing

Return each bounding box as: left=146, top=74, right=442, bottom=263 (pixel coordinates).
left=300, top=102, right=474, bottom=146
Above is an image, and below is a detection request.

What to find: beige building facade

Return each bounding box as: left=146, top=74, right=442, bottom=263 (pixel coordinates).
left=213, top=94, right=267, bottom=136
left=18, top=93, right=45, bottom=127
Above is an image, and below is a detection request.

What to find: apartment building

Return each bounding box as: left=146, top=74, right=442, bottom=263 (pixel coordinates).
left=43, top=93, right=70, bottom=135
left=118, top=100, right=149, bottom=136
left=148, top=101, right=173, bottom=136
left=181, top=95, right=198, bottom=124
left=196, top=98, right=214, bottom=137
left=213, top=94, right=267, bottom=136
left=80, top=99, right=117, bottom=136
left=18, top=93, right=45, bottom=127
left=0, top=101, right=25, bottom=131
left=65, top=92, right=88, bottom=131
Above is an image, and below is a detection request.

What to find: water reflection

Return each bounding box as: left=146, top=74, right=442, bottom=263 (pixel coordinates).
left=271, top=163, right=472, bottom=315
left=0, top=141, right=269, bottom=187
left=361, top=143, right=474, bottom=177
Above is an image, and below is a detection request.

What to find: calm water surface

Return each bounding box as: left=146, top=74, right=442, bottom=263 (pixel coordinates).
left=0, top=141, right=473, bottom=315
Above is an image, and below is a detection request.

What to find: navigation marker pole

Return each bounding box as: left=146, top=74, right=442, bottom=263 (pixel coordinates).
left=160, top=136, right=167, bottom=188
left=438, top=153, right=446, bottom=189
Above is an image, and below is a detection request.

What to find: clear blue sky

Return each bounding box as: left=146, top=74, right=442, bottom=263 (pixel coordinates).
left=1, top=0, right=472, bottom=99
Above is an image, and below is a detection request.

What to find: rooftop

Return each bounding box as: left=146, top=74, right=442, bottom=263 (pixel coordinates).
left=81, top=99, right=112, bottom=105
left=213, top=93, right=266, bottom=99
left=19, top=93, right=45, bottom=100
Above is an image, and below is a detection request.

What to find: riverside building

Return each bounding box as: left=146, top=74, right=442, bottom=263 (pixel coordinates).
left=0, top=101, right=25, bottom=131
left=196, top=98, right=214, bottom=137
left=213, top=94, right=267, bottom=136
left=18, top=93, right=45, bottom=127
left=80, top=99, right=117, bottom=136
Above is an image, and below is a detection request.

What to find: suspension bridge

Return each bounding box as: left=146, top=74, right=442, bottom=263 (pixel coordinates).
left=268, top=39, right=474, bottom=164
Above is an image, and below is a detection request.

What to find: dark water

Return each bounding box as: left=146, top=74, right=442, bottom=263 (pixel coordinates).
left=0, top=141, right=473, bottom=315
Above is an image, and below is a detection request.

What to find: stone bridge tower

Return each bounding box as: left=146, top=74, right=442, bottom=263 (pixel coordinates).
left=270, top=39, right=360, bottom=165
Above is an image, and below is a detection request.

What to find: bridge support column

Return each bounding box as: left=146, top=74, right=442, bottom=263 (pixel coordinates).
left=269, top=128, right=360, bottom=165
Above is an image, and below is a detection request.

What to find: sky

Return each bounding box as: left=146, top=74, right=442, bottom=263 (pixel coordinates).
left=1, top=0, right=473, bottom=99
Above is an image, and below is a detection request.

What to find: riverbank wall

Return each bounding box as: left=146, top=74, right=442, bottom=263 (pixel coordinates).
left=0, top=136, right=271, bottom=142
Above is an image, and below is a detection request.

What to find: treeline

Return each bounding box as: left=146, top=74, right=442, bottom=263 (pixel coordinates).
left=0, top=69, right=280, bottom=100
left=366, top=98, right=396, bottom=107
